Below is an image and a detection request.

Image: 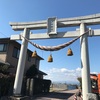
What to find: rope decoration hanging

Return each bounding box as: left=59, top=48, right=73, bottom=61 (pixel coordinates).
left=20, top=30, right=89, bottom=51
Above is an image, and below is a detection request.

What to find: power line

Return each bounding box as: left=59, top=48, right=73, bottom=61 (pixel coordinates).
left=0, top=31, right=9, bottom=38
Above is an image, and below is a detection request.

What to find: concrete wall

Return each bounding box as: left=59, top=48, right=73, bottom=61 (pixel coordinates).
left=0, top=53, right=7, bottom=62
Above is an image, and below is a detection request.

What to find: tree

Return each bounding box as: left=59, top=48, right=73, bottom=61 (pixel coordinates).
left=26, top=64, right=38, bottom=78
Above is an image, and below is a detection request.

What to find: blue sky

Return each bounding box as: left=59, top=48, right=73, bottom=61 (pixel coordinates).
left=0, top=0, right=100, bottom=83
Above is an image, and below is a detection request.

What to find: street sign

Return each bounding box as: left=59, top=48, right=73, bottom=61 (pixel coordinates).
left=47, top=17, right=57, bottom=35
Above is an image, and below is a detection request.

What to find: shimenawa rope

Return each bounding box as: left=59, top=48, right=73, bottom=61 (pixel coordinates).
left=20, top=30, right=89, bottom=51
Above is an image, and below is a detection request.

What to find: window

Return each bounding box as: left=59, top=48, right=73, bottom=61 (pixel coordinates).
left=0, top=43, right=7, bottom=52
left=12, top=47, right=20, bottom=59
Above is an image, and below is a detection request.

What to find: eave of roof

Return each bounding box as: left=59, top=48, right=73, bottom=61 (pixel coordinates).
left=38, top=70, right=47, bottom=75
left=36, top=55, right=44, bottom=60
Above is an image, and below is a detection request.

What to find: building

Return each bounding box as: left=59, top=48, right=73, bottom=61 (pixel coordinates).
left=0, top=38, right=47, bottom=78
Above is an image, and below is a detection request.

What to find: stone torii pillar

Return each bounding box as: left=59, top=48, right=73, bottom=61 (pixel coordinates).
left=80, top=23, right=91, bottom=100
left=10, top=13, right=100, bottom=100
left=13, top=28, right=30, bottom=95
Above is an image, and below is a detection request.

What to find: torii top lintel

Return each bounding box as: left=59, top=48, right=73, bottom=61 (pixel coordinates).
left=10, top=13, right=100, bottom=40
left=10, top=13, right=100, bottom=31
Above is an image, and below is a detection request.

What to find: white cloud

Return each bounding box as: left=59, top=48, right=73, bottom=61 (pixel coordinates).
left=90, top=72, right=98, bottom=74
left=76, top=67, right=81, bottom=71
left=43, top=67, right=82, bottom=83
left=42, top=67, right=98, bottom=84
left=61, top=68, right=68, bottom=73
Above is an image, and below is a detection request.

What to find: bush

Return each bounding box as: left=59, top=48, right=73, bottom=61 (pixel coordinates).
left=0, top=73, right=15, bottom=97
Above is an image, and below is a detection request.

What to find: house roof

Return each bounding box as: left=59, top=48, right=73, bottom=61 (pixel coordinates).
left=0, top=38, right=10, bottom=40
left=38, top=70, right=47, bottom=75
left=36, top=55, right=44, bottom=60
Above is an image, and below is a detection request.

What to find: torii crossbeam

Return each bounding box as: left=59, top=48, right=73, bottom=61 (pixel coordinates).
left=10, top=13, right=100, bottom=100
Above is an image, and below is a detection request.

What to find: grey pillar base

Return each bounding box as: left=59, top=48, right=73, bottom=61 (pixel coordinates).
left=87, top=93, right=98, bottom=100
left=9, top=96, right=30, bottom=100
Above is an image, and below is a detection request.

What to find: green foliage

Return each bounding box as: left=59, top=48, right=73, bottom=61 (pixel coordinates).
left=26, top=64, right=38, bottom=78
left=77, top=77, right=82, bottom=89
left=0, top=74, right=14, bottom=96
left=0, top=65, right=9, bottom=74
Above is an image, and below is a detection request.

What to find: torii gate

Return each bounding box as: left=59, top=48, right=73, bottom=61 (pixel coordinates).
left=10, top=13, right=100, bottom=100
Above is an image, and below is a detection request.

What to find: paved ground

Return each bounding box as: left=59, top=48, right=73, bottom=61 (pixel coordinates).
left=1, top=89, right=82, bottom=100
left=30, top=89, right=82, bottom=100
